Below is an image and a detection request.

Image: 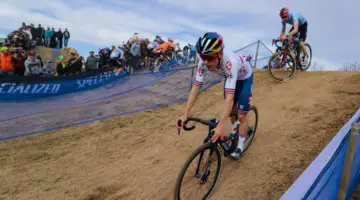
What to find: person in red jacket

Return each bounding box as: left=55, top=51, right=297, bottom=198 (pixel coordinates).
left=12, top=48, right=26, bottom=76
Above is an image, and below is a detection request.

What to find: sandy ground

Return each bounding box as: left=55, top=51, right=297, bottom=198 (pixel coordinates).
left=0, top=70, right=359, bottom=200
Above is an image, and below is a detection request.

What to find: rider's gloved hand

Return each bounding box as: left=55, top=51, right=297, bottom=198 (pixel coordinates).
left=279, top=35, right=287, bottom=40
left=177, top=114, right=189, bottom=129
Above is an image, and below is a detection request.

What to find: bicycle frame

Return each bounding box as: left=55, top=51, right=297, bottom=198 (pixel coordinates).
left=178, top=116, right=239, bottom=157
left=273, top=37, right=301, bottom=66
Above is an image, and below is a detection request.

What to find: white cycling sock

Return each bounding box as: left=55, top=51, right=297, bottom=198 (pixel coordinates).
left=237, top=135, right=246, bottom=152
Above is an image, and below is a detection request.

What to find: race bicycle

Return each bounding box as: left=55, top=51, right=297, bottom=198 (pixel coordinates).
left=267, top=35, right=312, bottom=82
left=135, top=56, right=157, bottom=74
left=172, top=43, right=197, bottom=65
left=174, top=106, right=258, bottom=200
left=153, top=50, right=177, bottom=73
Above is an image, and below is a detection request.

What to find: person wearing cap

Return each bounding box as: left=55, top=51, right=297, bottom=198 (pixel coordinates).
left=24, top=51, right=42, bottom=76
left=85, top=51, right=99, bottom=71
left=41, top=60, right=56, bottom=76
left=0, top=47, right=15, bottom=77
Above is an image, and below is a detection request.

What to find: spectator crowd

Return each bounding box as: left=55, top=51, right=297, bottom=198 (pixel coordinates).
left=0, top=22, right=195, bottom=78
left=88, top=32, right=189, bottom=71
left=0, top=46, right=56, bottom=77
left=14, top=22, right=71, bottom=49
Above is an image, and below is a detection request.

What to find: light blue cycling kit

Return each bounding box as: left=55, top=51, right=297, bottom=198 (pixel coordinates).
left=282, top=11, right=307, bottom=26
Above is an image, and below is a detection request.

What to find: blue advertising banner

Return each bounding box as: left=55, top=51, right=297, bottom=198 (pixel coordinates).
left=281, top=109, right=360, bottom=200
left=0, top=69, right=128, bottom=102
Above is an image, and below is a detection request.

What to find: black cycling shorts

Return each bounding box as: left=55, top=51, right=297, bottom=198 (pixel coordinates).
left=289, top=22, right=308, bottom=41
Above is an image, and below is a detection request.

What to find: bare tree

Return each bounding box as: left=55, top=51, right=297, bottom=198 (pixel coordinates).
left=309, top=61, right=324, bottom=71
left=341, top=62, right=360, bottom=71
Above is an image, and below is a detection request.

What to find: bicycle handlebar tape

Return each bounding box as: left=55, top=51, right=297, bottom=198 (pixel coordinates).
left=184, top=118, right=196, bottom=131
left=177, top=119, right=182, bottom=135
left=183, top=124, right=196, bottom=131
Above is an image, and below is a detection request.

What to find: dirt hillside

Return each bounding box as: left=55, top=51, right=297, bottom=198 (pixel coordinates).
left=0, top=70, right=359, bottom=200
left=36, top=46, right=77, bottom=62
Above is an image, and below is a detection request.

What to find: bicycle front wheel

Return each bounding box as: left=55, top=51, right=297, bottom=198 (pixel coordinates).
left=267, top=51, right=297, bottom=82
left=174, top=142, right=222, bottom=200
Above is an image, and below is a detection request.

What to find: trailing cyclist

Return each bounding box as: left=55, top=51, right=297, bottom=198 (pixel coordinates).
left=152, top=38, right=178, bottom=60
left=278, top=7, right=309, bottom=66
left=177, top=32, right=253, bottom=160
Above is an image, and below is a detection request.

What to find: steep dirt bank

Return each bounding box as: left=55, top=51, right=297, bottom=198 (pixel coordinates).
left=0, top=70, right=359, bottom=200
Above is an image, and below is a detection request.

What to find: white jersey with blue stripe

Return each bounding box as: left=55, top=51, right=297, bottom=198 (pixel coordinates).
left=194, top=49, right=252, bottom=95
left=282, top=11, right=307, bottom=26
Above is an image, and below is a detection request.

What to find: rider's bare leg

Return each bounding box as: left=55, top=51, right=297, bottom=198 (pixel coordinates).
left=299, top=40, right=308, bottom=57
left=228, top=104, right=247, bottom=152
left=238, top=111, right=248, bottom=138
left=234, top=111, right=248, bottom=154
left=229, top=105, right=247, bottom=137
left=229, top=104, right=237, bottom=124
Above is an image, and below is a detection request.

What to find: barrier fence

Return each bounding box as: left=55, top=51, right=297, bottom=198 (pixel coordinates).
left=234, top=40, right=274, bottom=69
left=0, top=64, right=223, bottom=140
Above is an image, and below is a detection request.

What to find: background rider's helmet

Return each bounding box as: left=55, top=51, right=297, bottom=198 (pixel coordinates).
left=280, top=7, right=289, bottom=19
left=196, top=32, right=224, bottom=55
left=168, top=38, right=173, bottom=42
left=27, top=51, right=36, bottom=59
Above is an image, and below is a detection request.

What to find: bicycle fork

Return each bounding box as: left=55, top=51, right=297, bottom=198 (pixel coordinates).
left=195, top=149, right=214, bottom=184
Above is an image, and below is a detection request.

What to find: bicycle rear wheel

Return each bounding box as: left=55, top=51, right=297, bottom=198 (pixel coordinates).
left=227, top=105, right=258, bottom=155
left=173, top=50, right=189, bottom=65
left=174, top=142, right=222, bottom=200
left=133, top=59, right=145, bottom=74
left=267, top=51, right=297, bottom=82
left=299, top=43, right=312, bottom=71
left=155, top=58, right=172, bottom=73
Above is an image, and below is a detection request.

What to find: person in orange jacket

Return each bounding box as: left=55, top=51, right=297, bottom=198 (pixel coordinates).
left=0, top=47, right=15, bottom=77
left=152, top=38, right=178, bottom=60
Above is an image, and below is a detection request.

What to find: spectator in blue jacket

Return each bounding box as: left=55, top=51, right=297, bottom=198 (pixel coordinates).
left=44, top=27, right=52, bottom=47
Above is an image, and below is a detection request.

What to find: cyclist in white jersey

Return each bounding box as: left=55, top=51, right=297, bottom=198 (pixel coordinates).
left=177, top=32, right=253, bottom=160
